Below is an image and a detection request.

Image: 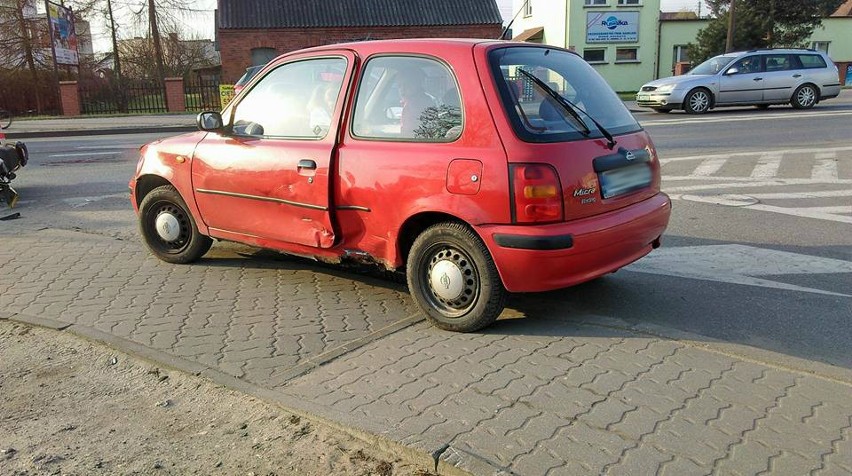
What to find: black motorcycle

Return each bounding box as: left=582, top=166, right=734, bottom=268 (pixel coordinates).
left=0, top=140, right=28, bottom=209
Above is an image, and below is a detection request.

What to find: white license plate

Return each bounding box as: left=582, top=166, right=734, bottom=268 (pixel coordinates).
left=637, top=94, right=649, bottom=101
left=600, top=164, right=652, bottom=199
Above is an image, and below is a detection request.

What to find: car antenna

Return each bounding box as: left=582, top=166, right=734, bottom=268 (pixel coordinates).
left=500, top=0, right=529, bottom=40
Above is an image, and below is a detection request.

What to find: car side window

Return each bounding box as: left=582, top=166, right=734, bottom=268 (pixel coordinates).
left=731, top=55, right=762, bottom=74
left=352, top=56, right=463, bottom=142
left=231, top=57, right=346, bottom=139
left=765, top=54, right=791, bottom=72
left=796, top=54, right=828, bottom=69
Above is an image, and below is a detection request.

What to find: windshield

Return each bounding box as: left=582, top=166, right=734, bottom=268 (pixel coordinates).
left=688, top=54, right=738, bottom=75
left=489, top=47, right=640, bottom=143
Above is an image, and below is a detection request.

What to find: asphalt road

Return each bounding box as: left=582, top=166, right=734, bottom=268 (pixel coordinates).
left=6, top=95, right=851, bottom=369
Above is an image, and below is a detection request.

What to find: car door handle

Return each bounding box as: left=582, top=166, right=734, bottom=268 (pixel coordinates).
left=753, top=77, right=763, bottom=81
left=298, top=159, right=317, bottom=170
left=792, top=74, right=802, bottom=78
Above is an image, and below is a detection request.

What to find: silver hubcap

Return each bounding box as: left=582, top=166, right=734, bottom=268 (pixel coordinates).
left=690, top=91, right=709, bottom=112
left=425, top=246, right=478, bottom=315
left=430, top=260, right=464, bottom=301
left=155, top=212, right=182, bottom=242
left=798, top=87, right=815, bottom=107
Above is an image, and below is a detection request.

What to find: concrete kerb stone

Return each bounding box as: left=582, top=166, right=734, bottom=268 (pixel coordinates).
left=0, top=310, right=14, bottom=320
left=438, top=445, right=515, bottom=476
left=571, top=313, right=852, bottom=386
left=2, top=313, right=455, bottom=475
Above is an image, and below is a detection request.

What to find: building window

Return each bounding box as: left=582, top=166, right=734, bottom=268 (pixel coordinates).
left=250, top=47, right=277, bottom=66
left=811, top=41, right=830, bottom=54
left=523, top=0, right=532, bottom=17
left=583, top=48, right=606, bottom=64
left=615, top=47, right=639, bottom=62
left=584, top=0, right=607, bottom=5
left=617, top=0, right=641, bottom=4
left=673, top=45, right=690, bottom=64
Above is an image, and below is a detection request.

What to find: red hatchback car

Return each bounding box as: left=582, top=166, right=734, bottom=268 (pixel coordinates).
left=131, top=39, right=671, bottom=332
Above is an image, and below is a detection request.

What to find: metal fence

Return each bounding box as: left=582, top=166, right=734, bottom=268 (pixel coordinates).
left=184, top=79, right=221, bottom=111
left=79, top=80, right=168, bottom=115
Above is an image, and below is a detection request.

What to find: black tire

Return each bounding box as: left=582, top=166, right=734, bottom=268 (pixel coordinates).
left=652, top=108, right=672, bottom=114
left=406, top=222, right=506, bottom=332
left=791, top=84, right=818, bottom=110
left=0, top=110, right=11, bottom=130
left=755, top=104, right=770, bottom=110
left=139, top=185, right=212, bottom=264
left=684, top=88, right=712, bottom=114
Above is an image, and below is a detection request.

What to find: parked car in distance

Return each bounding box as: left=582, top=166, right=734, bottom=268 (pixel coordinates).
left=131, top=39, right=671, bottom=332
left=637, top=49, right=842, bottom=114
left=233, top=64, right=265, bottom=95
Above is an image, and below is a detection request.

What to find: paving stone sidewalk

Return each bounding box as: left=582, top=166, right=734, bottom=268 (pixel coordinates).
left=1, top=228, right=850, bottom=475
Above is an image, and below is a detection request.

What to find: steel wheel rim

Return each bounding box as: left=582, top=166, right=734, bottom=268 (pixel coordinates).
left=797, top=87, right=815, bottom=107
left=420, top=244, right=479, bottom=318
left=689, top=91, right=709, bottom=112
left=146, top=200, right=191, bottom=254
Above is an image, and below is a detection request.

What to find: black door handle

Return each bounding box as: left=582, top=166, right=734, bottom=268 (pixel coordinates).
left=753, top=77, right=763, bottom=81
left=298, top=159, right=317, bottom=169
left=793, top=74, right=802, bottom=78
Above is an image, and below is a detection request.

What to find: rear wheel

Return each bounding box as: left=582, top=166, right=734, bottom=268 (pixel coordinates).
left=139, top=185, right=212, bottom=264
left=406, top=222, right=506, bottom=332
left=684, top=88, right=711, bottom=114
left=791, top=84, right=817, bottom=109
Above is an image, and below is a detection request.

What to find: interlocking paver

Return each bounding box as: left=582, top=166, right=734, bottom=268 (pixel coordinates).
left=2, top=229, right=852, bottom=476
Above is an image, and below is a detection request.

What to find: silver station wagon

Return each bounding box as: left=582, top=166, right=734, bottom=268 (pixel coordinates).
left=637, top=49, right=842, bottom=114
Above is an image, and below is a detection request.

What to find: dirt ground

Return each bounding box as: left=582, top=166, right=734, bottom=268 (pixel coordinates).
left=0, top=320, right=435, bottom=476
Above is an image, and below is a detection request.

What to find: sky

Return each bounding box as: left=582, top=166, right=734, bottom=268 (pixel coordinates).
left=87, top=0, right=705, bottom=53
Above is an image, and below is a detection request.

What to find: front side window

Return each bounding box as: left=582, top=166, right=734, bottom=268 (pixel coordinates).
left=352, top=56, right=463, bottom=142
left=231, top=57, right=346, bottom=138
left=489, top=46, right=641, bottom=143
left=688, top=54, right=738, bottom=75
left=730, top=55, right=763, bottom=74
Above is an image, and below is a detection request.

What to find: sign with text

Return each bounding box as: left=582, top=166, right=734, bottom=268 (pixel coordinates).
left=219, top=84, right=236, bottom=108
left=46, top=1, right=79, bottom=65
left=586, top=11, right=639, bottom=43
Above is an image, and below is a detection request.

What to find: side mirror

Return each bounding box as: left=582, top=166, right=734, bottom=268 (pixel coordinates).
left=197, top=111, right=224, bottom=132
left=724, top=67, right=739, bottom=76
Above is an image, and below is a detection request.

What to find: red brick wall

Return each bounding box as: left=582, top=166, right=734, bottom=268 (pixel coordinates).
left=59, top=81, right=80, bottom=117
left=164, top=78, right=186, bottom=113
left=219, top=24, right=502, bottom=83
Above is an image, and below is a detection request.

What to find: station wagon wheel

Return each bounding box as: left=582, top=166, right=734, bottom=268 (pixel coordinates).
left=791, top=84, right=817, bottom=109
left=139, top=185, right=212, bottom=264
left=407, top=222, right=506, bottom=332
left=684, top=88, right=711, bottom=114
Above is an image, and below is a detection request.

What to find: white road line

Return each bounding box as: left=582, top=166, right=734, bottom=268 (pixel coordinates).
left=751, top=153, right=782, bottom=179
left=75, top=145, right=141, bottom=150
left=659, top=145, right=852, bottom=165
left=745, top=189, right=852, bottom=199
left=798, top=206, right=852, bottom=214
left=641, top=109, right=852, bottom=127
left=664, top=178, right=852, bottom=193
left=691, top=158, right=727, bottom=176
left=812, top=152, right=839, bottom=180
left=48, top=151, right=119, bottom=157
left=672, top=194, right=852, bottom=224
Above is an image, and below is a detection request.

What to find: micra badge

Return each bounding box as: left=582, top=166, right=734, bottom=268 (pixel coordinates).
left=573, top=187, right=596, bottom=197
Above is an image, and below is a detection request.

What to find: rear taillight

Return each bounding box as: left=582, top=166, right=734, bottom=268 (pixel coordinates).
left=511, top=164, right=564, bottom=223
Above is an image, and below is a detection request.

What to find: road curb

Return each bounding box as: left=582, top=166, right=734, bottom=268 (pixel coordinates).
left=3, top=126, right=196, bottom=139
left=2, top=312, right=451, bottom=475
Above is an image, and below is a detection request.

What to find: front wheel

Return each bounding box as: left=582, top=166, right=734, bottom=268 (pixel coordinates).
left=791, top=84, right=817, bottom=109
left=139, top=185, right=212, bottom=264
left=684, top=88, right=711, bottom=114
left=0, top=110, right=11, bottom=130
left=406, top=222, right=506, bottom=332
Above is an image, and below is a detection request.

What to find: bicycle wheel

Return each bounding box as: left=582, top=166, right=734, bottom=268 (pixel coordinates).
left=0, top=110, right=11, bottom=130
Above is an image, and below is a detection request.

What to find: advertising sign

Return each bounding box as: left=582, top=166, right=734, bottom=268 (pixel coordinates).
left=586, top=11, right=639, bottom=43
left=219, top=85, right=236, bottom=108
left=846, top=65, right=852, bottom=87
left=46, top=1, right=79, bottom=65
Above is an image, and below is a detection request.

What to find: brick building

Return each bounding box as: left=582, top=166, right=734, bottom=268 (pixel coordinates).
left=216, top=0, right=503, bottom=83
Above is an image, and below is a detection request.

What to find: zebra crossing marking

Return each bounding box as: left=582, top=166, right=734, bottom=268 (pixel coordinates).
left=691, top=158, right=727, bottom=177
left=750, top=153, right=782, bottom=179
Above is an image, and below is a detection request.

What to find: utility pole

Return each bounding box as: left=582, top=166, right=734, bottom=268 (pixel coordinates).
left=725, top=0, right=737, bottom=52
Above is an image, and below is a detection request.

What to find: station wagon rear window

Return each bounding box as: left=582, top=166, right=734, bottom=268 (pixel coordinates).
left=489, top=47, right=641, bottom=143
left=797, top=54, right=827, bottom=69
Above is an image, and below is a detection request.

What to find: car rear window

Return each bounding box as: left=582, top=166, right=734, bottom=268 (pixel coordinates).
left=797, top=54, right=827, bottom=69
left=488, top=46, right=641, bottom=143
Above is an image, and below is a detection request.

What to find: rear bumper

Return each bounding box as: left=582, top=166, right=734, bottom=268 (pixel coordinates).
left=476, top=193, right=671, bottom=293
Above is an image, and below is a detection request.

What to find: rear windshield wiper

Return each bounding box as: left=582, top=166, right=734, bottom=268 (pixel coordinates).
left=517, top=69, right=617, bottom=150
